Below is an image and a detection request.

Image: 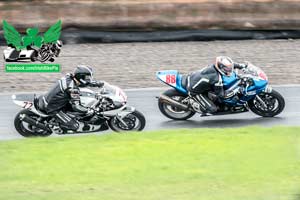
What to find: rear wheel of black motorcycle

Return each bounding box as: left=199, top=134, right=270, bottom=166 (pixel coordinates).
left=248, top=90, right=285, bottom=117
left=108, top=110, right=146, bottom=132
left=158, top=89, right=195, bottom=120
left=14, top=110, right=52, bottom=137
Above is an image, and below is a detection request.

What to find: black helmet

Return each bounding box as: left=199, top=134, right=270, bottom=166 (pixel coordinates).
left=73, top=65, right=93, bottom=86
left=215, top=56, right=234, bottom=76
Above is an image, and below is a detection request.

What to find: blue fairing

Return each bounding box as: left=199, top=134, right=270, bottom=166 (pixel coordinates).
left=222, top=72, right=238, bottom=90
left=221, top=72, right=268, bottom=106
left=175, top=74, right=188, bottom=94
left=253, top=79, right=268, bottom=90
left=156, top=70, right=188, bottom=94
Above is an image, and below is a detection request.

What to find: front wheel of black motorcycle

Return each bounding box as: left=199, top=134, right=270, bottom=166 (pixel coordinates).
left=14, top=110, right=52, bottom=137
left=248, top=90, right=285, bottom=117
left=108, top=110, right=146, bottom=132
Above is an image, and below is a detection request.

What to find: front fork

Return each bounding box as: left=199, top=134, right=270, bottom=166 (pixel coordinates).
left=115, top=107, right=135, bottom=127
left=103, top=106, right=135, bottom=128
left=254, top=85, right=273, bottom=109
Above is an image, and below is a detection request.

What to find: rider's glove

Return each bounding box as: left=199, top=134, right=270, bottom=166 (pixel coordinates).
left=234, top=63, right=248, bottom=69
left=89, top=81, right=104, bottom=88
left=232, top=86, right=244, bottom=95
left=236, top=86, right=244, bottom=95
left=86, top=108, right=95, bottom=116
left=96, top=81, right=104, bottom=88
left=224, top=86, right=243, bottom=99
left=240, top=63, right=248, bottom=69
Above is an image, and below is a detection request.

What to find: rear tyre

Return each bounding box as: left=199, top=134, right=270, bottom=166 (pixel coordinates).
left=14, top=110, right=52, bottom=137
left=109, top=110, right=146, bottom=132
left=248, top=90, right=285, bottom=117
left=158, top=89, right=195, bottom=120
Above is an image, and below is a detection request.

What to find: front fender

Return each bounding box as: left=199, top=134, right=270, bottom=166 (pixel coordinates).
left=263, top=85, right=272, bottom=93
left=117, top=106, right=136, bottom=118
left=102, top=105, right=135, bottom=118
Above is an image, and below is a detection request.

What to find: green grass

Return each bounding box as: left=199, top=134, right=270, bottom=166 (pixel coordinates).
left=0, top=127, right=300, bottom=200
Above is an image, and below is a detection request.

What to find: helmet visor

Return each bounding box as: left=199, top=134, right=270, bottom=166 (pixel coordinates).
left=79, top=74, right=93, bottom=85
left=84, top=74, right=93, bottom=83
left=219, top=63, right=233, bottom=75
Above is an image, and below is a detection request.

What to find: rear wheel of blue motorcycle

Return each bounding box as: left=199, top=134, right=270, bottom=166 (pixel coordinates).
left=248, top=90, right=285, bottom=117
left=158, top=89, right=195, bottom=120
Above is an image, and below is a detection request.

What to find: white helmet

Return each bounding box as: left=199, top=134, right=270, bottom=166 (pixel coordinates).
left=215, top=56, right=234, bottom=76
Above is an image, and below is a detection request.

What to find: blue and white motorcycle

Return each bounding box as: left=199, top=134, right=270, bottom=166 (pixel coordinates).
left=156, top=62, right=285, bottom=120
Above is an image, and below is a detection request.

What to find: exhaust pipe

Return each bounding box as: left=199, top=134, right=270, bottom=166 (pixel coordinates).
left=19, top=114, right=50, bottom=131
left=158, top=94, right=189, bottom=111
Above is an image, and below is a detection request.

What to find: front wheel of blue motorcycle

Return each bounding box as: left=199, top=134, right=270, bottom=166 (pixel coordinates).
left=248, top=90, right=285, bottom=117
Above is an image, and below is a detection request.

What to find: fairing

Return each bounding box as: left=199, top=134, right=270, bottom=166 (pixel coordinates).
left=156, top=70, right=187, bottom=94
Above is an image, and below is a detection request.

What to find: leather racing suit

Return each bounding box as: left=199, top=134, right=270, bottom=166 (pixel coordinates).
left=185, top=63, right=245, bottom=113
left=38, top=73, right=103, bottom=131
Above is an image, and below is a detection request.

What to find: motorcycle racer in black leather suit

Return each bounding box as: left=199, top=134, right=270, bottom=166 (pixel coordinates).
left=38, top=65, right=104, bottom=131
left=186, top=56, right=247, bottom=114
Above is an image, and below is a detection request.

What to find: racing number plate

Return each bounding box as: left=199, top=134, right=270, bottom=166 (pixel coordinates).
left=166, top=74, right=176, bottom=86
left=23, top=101, right=33, bottom=109
left=158, top=74, right=176, bottom=87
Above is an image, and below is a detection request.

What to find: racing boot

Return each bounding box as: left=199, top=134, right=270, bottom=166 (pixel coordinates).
left=55, top=111, right=79, bottom=132
left=192, top=94, right=218, bottom=115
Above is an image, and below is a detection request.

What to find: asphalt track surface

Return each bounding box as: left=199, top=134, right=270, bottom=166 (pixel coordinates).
left=0, top=86, right=299, bottom=141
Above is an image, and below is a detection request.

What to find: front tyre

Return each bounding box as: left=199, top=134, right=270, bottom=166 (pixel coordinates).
left=109, top=110, right=146, bottom=132
left=248, top=90, right=285, bottom=117
left=158, top=89, right=195, bottom=120
left=14, top=110, right=52, bottom=137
